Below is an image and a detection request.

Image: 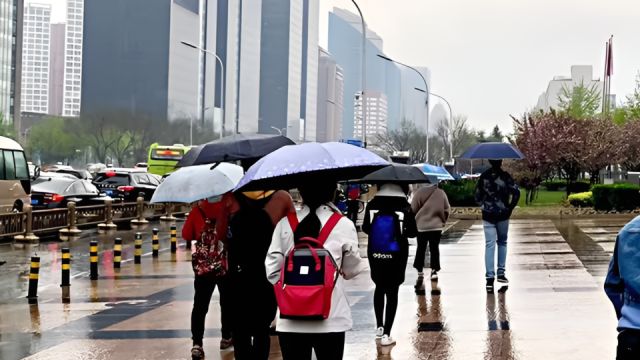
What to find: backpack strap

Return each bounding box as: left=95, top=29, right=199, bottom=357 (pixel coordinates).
left=287, top=212, right=299, bottom=232
left=317, top=212, right=343, bottom=245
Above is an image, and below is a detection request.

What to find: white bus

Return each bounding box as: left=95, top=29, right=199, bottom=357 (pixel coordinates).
left=0, top=136, right=30, bottom=212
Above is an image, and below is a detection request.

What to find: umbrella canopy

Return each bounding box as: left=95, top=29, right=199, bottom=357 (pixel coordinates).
left=412, top=163, right=455, bottom=181
left=235, top=142, right=389, bottom=191
left=356, top=163, right=430, bottom=184
left=460, top=142, right=525, bottom=160
left=150, top=163, right=243, bottom=203
left=177, top=134, right=295, bottom=167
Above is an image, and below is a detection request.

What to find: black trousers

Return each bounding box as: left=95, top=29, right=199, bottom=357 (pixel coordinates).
left=233, top=326, right=271, bottom=360
left=374, top=285, right=399, bottom=336
left=278, top=332, right=345, bottom=360
left=618, top=329, right=640, bottom=360
left=414, top=231, right=442, bottom=272
left=191, top=274, right=230, bottom=346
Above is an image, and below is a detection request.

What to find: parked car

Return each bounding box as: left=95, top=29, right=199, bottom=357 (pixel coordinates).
left=53, top=168, right=93, bottom=180
left=92, top=168, right=161, bottom=202
left=134, top=162, right=148, bottom=169
left=31, top=175, right=111, bottom=209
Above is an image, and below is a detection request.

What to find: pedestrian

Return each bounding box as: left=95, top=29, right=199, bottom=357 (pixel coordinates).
left=227, top=189, right=295, bottom=360
left=475, top=159, right=520, bottom=293
left=183, top=194, right=238, bottom=359
left=346, top=183, right=361, bottom=225
left=362, top=183, right=417, bottom=346
left=411, top=180, right=450, bottom=280
left=605, top=216, right=640, bottom=359
left=266, top=181, right=366, bottom=360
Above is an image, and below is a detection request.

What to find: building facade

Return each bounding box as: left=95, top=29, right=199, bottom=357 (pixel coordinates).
left=353, top=90, right=387, bottom=143
left=316, top=47, right=343, bottom=142
left=21, top=2, right=50, bottom=114
left=61, top=0, right=82, bottom=116
left=0, top=0, right=23, bottom=124
left=536, top=65, right=606, bottom=113
left=48, top=23, right=64, bottom=116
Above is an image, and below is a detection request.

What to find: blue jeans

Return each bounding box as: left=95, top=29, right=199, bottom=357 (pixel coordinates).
left=483, top=220, right=509, bottom=279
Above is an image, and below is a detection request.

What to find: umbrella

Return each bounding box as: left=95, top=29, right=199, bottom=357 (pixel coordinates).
left=177, top=134, right=295, bottom=167
left=235, top=142, right=389, bottom=191
left=412, top=163, right=455, bottom=181
left=150, top=163, right=243, bottom=203
left=460, top=142, right=525, bottom=160
left=356, top=163, right=430, bottom=184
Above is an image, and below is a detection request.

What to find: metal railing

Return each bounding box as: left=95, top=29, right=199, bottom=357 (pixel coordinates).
left=32, top=208, right=69, bottom=233
left=0, top=212, right=25, bottom=237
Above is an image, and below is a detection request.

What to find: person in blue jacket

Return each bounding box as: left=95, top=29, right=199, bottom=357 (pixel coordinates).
left=605, top=216, right=640, bottom=359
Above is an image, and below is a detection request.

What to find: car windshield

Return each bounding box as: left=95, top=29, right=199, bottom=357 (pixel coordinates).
left=94, top=173, right=129, bottom=186
left=133, top=173, right=157, bottom=185
left=32, top=179, right=74, bottom=194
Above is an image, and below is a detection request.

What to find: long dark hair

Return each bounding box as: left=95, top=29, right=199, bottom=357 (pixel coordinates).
left=294, top=181, right=337, bottom=242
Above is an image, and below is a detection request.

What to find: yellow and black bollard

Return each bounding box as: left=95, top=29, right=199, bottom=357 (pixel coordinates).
left=27, top=256, right=40, bottom=304
left=152, top=228, right=159, bottom=258
left=170, top=225, right=177, bottom=253
left=61, top=248, right=71, bottom=302
left=113, top=237, right=122, bottom=269
left=90, top=240, right=98, bottom=280
left=134, top=232, right=142, bottom=264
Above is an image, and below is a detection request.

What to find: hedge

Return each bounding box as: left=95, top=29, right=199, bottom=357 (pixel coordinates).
left=568, top=192, right=593, bottom=207
left=441, top=180, right=477, bottom=207
left=542, top=180, right=590, bottom=193
left=592, top=183, right=640, bottom=211
left=542, top=180, right=566, bottom=191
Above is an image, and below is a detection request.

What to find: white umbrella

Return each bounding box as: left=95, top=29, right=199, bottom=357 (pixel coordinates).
left=150, top=163, right=243, bottom=203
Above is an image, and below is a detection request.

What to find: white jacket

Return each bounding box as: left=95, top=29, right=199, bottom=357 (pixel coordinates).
left=265, top=203, right=366, bottom=333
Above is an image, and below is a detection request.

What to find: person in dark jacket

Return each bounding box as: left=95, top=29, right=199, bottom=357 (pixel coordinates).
left=362, top=183, right=417, bottom=346
left=475, top=159, right=520, bottom=293
left=227, top=190, right=295, bottom=360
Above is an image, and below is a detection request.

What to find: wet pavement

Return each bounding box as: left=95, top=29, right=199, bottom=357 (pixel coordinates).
left=0, top=216, right=632, bottom=359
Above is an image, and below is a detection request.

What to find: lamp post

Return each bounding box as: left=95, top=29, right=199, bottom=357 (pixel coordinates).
left=351, top=0, right=367, bottom=147
left=416, top=89, right=454, bottom=163
left=181, top=40, right=226, bottom=139
left=377, top=54, right=430, bottom=162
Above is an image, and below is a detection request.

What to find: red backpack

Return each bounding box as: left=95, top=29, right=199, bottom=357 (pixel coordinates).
left=274, top=211, right=343, bottom=320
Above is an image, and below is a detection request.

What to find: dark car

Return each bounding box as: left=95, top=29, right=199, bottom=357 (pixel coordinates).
left=31, top=176, right=111, bottom=209
left=92, top=168, right=161, bottom=202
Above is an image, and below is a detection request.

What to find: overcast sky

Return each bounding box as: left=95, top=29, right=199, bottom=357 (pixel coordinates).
left=320, top=0, right=640, bottom=133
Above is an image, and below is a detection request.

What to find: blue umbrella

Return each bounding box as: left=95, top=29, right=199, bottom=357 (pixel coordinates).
left=460, top=142, right=525, bottom=160
left=412, top=163, right=455, bottom=181
left=235, top=142, right=389, bottom=191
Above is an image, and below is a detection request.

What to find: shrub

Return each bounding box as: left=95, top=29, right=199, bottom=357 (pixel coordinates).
left=542, top=180, right=566, bottom=191
left=568, top=192, right=593, bottom=207
left=568, top=181, right=591, bottom=194
left=542, top=180, right=591, bottom=193
left=441, top=180, right=477, bottom=207
left=592, top=183, right=640, bottom=211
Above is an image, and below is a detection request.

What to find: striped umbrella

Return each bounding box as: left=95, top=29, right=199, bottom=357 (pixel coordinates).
left=412, top=163, right=455, bottom=181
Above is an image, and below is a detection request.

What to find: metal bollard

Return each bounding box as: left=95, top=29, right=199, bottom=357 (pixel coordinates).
left=61, top=248, right=71, bottom=302
left=170, top=225, right=177, bottom=253
left=113, top=237, right=122, bottom=269
left=134, top=232, right=142, bottom=264
left=152, top=228, right=159, bottom=258
left=90, top=241, right=99, bottom=280
left=27, top=256, right=40, bottom=304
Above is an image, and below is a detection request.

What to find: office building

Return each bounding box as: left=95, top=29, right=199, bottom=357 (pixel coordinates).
left=536, top=65, right=606, bottom=113
left=0, top=0, right=23, bottom=125
left=316, top=47, right=343, bottom=142
left=48, top=23, right=64, bottom=116
left=82, top=0, right=201, bottom=121
left=353, top=90, right=387, bottom=143
left=61, top=0, right=82, bottom=116
left=21, top=2, right=50, bottom=114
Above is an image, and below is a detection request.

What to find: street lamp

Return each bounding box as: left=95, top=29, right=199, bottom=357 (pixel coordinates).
left=377, top=54, right=430, bottom=162
left=415, top=88, right=454, bottom=163
left=351, top=0, right=367, bottom=147
left=180, top=40, right=226, bottom=139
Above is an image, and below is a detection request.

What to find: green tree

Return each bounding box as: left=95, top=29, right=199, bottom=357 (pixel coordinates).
left=557, top=82, right=601, bottom=119
left=27, top=117, right=84, bottom=163
left=488, top=125, right=503, bottom=142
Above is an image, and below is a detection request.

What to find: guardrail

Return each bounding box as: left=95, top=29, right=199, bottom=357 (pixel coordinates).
left=1, top=197, right=188, bottom=242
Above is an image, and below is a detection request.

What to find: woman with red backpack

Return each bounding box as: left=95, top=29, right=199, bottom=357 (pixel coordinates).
left=362, top=183, right=417, bottom=347
left=265, top=181, right=366, bottom=360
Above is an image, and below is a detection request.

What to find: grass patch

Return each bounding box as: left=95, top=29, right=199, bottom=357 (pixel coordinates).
left=518, top=190, right=566, bottom=207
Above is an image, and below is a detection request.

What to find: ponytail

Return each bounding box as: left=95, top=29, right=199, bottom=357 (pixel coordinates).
left=295, top=181, right=338, bottom=242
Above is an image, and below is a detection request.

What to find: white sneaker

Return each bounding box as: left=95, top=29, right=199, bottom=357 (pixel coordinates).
left=380, top=335, right=396, bottom=346
left=430, top=270, right=438, bottom=280
left=375, top=327, right=384, bottom=338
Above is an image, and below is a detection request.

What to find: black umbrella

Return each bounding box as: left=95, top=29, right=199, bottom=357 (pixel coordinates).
left=355, top=163, right=430, bottom=184
left=177, top=134, right=296, bottom=167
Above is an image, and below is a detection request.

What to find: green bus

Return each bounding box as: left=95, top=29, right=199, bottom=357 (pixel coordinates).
left=147, top=143, right=192, bottom=176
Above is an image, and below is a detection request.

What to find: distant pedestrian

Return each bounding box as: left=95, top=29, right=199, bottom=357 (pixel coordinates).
left=411, top=181, right=450, bottom=280
left=227, top=190, right=295, bottom=360
left=605, top=216, right=640, bottom=359
left=362, top=183, right=417, bottom=346
left=475, top=159, right=520, bottom=293
left=346, top=183, right=361, bottom=224
left=184, top=195, right=238, bottom=359
left=266, top=181, right=366, bottom=360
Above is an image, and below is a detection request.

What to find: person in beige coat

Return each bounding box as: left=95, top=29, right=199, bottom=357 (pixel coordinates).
left=411, top=181, right=450, bottom=280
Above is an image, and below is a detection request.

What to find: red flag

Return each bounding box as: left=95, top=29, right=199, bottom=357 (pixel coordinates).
left=607, top=36, right=613, bottom=76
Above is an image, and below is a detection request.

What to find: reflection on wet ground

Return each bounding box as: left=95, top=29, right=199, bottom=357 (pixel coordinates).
left=0, top=217, right=632, bottom=359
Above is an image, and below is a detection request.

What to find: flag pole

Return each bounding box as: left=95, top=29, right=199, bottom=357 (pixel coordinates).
left=602, top=41, right=609, bottom=116
left=607, top=35, right=613, bottom=114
